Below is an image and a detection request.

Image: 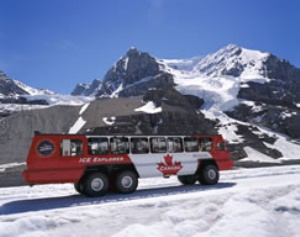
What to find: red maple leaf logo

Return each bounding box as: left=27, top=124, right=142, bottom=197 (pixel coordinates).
left=157, top=154, right=183, bottom=176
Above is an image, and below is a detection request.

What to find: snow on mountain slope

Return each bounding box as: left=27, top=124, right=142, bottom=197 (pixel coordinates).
left=0, top=71, right=54, bottom=97
left=193, top=44, right=270, bottom=79
left=22, top=94, right=94, bottom=106
left=11, top=79, right=54, bottom=96
left=158, top=56, right=202, bottom=72
left=0, top=71, right=94, bottom=115
left=160, top=44, right=271, bottom=111
left=71, top=44, right=272, bottom=106
left=0, top=165, right=299, bottom=237
left=158, top=45, right=300, bottom=161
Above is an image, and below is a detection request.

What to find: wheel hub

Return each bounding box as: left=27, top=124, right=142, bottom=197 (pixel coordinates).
left=91, top=178, right=104, bottom=191
left=122, top=176, right=133, bottom=188
left=207, top=169, right=217, bottom=180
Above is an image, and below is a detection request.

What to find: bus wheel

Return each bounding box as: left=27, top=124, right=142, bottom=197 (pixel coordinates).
left=84, top=172, right=109, bottom=197
left=74, top=181, right=84, bottom=195
left=115, top=170, right=138, bottom=194
left=198, top=164, right=219, bottom=185
left=178, top=175, right=197, bottom=185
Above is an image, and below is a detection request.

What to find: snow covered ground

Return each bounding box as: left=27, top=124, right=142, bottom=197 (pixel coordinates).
left=0, top=94, right=94, bottom=115
left=0, top=165, right=299, bottom=237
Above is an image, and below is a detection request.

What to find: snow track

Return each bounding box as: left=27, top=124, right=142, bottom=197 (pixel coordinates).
left=0, top=165, right=300, bottom=237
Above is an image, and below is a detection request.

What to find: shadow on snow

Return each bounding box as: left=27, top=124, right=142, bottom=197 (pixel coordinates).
left=0, top=182, right=236, bottom=216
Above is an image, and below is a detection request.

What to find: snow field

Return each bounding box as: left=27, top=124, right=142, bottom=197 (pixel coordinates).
left=0, top=165, right=300, bottom=237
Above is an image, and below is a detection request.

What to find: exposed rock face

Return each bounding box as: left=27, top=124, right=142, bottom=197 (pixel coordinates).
left=71, top=48, right=174, bottom=97
left=238, top=82, right=297, bottom=108
left=97, top=47, right=163, bottom=97
left=237, top=55, right=300, bottom=108
left=0, top=71, right=30, bottom=96
left=83, top=88, right=216, bottom=135
left=226, top=103, right=300, bottom=138
left=265, top=54, right=300, bottom=88
left=0, top=70, right=52, bottom=97
left=119, top=72, right=175, bottom=97
left=0, top=96, right=48, bottom=106
left=227, top=54, right=300, bottom=139
left=233, top=124, right=282, bottom=159
left=71, top=79, right=102, bottom=96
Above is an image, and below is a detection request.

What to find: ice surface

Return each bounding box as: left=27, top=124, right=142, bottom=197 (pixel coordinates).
left=0, top=165, right=300, bottom=237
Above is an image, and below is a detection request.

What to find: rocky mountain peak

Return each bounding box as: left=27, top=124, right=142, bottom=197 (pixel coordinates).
left=193, top=44, right=269, bottom=78
left=0, top=70, right=54, bottom=98
left=217, top=43, right=242, bottom=57
left=125, top=47, right=139, bottom=57
left=0, top=71, right=30, bottom=97
left=91, top=48, right=173, bottom=97
left=71, top=79, right=102, bottom=96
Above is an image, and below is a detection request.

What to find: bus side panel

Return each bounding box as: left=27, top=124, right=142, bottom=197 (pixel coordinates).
left=23, top=135, right=87, bottom=184
left=210, top=136, right=234, bottom=171
left=212, top=151, right=234, bottom=171
left=130, top=152, right=213, bottom=178
left=23, top=168, right=85, bottom=184
left=212, top=151, right=234, bottom=170
left=25, top=135, right=60, bottom=170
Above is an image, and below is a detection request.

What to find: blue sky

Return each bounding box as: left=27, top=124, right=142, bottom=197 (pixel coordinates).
left=1, top=0, right=299, bottom=94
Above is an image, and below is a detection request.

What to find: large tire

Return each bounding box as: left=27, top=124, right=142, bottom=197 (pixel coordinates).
left=83, top=172, right=109, bottom=197
left=115, top=170, right=138, bottom=194
left=178, top=175, right=197, bottom=185
left=74, top=180, right=84, bottom=195
left=198, top=164, right=219, bottom=185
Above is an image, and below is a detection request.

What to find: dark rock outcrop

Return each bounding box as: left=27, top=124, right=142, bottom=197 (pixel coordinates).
left=0, top=96, right=48, bottom=105
left=226, top=50, right=300, bottom=140
left=226, top=103, right=300, bottom=139
left=119, top=73, right=175, bottom=97
left=84, top=88, right=216, bottom=136
left=0, top=71, right=29, bottom=96
left=96, top=47, right=165, bottom=97
left=71, top=48, right=175, bottom=97
left=71, top=79, right=102, bottom=96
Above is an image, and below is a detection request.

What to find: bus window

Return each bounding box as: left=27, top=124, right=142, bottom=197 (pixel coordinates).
left=184, top=137, right=198, bottom=152
left=167, top=137, right=183, bottom=153
left=131, top=137, right=149, bottom=154
left=199, top=137, right=213, bottom=151
left=88, top=137, right=109, bottom=155
left=61, top=139, right=83, bottom=157
left=110, top=137, right=129, bottom=154
left=150, top=137, right=167, bottom=153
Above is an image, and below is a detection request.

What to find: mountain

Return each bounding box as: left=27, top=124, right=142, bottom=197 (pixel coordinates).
left=0, top=70, right=94, bottom=117
left=72, top=44, right=300, bottom=107
left=0, top=70, right=53, bottom=97
left=71, top=47, right=175, bottom=97
left=71, top=79, right=102, bottom=96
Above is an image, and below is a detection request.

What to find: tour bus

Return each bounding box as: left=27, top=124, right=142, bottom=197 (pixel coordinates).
left=23, top=133, right=234, bottom=197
